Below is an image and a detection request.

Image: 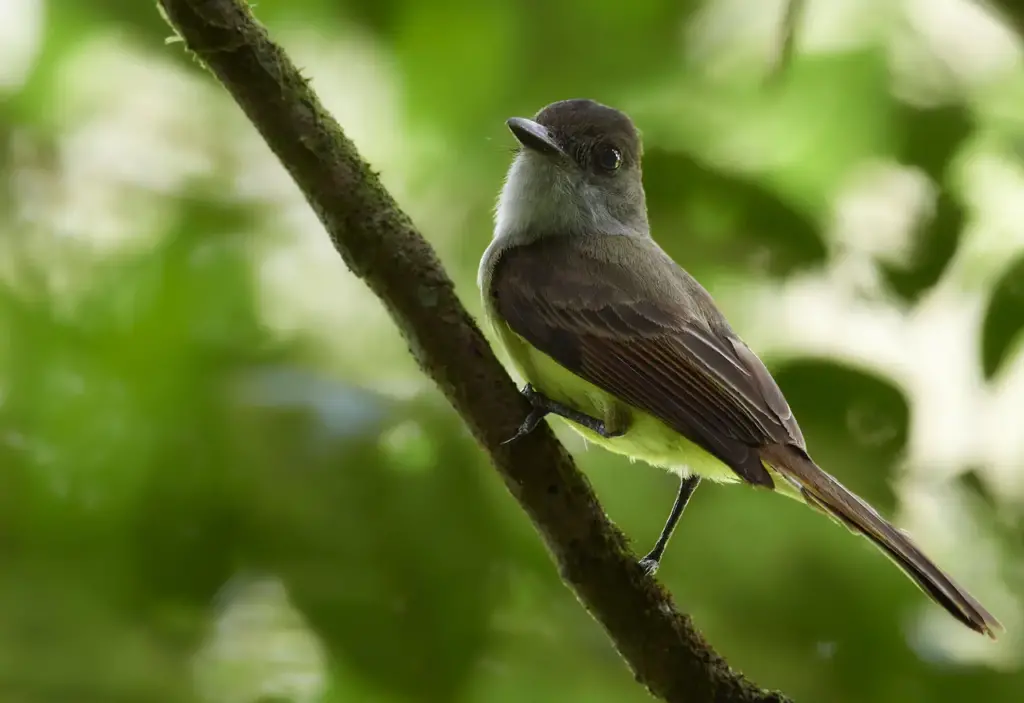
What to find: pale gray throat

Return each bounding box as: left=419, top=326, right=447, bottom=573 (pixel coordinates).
left=492, top=151, right=648, bottom=247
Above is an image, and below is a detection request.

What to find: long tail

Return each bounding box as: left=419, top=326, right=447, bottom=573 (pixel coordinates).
left=759, top=443, right=1001, bottom=639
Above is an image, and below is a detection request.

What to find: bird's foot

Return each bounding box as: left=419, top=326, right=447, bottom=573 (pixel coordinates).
left=501, top=386, right=549, bottom=445
left=638, top=554, right=661, bottom=577
left=502, top=383, right=624, bottom=444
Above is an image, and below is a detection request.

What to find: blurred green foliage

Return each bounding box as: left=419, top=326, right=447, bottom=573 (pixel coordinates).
left=1, top=0, right=1023, bottom=702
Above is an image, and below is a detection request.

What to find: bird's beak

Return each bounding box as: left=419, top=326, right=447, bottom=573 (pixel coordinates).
left=506, top=117, right=563, bottom=156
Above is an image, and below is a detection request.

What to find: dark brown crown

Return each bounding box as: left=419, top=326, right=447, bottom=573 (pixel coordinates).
left=533, top=99, right=642, bottom=168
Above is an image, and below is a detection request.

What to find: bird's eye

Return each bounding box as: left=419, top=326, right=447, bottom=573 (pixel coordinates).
left=595, top=144, right=622, bottom=172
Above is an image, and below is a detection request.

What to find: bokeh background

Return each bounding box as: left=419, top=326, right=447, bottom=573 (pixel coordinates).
left=2, top=0, right=1024, bottom=701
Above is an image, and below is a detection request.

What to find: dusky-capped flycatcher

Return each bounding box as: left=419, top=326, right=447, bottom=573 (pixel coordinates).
left=478, top=98, right=1000, bottom=638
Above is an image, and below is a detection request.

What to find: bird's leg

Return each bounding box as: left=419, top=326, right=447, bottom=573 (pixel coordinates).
left=502, top=383, right=625, bottom=444
left=639, top=475, right=702, bottom=576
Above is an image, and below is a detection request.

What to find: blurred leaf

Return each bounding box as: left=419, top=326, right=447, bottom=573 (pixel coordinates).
left=899, top=104, right=973, bottom=179
left=340, top=0, right=407, bottom=34
left=645, top=148, right=825, bottom=279
left=238, top=395, right=508, bottom=701
left=0, top=206, right=285, bottom=691
left=957, top=467, right=998, bottom=512
left=393, top=0, right=518, bottom=134
left=91, top=0, right=174, bottom=40
left=981, top=251, right=1024, bottom=379
left=880, top=104, right=973, bottom=302
left=4, top=1, right=154, bottom=132
left=771, top=360, right=910, bottom=514
left=392, top=0, right=698, bottom=141
left=637, top=49, right=896, bottom=213
left=508, top=0, right=698, bottom=104
left=0, top=568, right=199, bottom=703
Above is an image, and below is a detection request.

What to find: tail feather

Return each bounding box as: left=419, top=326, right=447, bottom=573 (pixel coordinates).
left=760, top=444, right=1002, bottom=639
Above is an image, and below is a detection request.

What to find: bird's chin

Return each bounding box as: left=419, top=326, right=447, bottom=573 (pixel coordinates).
left=497, top=157, right=585, bottom=236
left=510, top=150, right=567, bottom=186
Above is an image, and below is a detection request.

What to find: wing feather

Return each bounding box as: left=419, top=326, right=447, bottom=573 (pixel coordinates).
left=490, top=235, right=803, bottom=486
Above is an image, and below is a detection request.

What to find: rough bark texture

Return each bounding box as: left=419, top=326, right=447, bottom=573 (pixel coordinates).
left=157, top=2, right=793, bottom=701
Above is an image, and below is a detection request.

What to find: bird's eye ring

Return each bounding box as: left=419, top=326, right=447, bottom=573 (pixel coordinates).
left=595, top=145, right=622, bottom=172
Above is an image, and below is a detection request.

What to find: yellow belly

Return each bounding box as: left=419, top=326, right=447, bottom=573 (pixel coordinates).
left=495, top=321, right=741, bottom=485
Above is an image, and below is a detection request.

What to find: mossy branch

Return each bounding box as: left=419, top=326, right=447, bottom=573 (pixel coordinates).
left=156, top=2, right=793, bottom=701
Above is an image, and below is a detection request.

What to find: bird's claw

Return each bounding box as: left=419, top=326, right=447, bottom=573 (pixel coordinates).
left=639, top=556, right=660, bottom=577
left=501, top=408, right=547, bottom=445
left=501, top=384, right=549, bottom=445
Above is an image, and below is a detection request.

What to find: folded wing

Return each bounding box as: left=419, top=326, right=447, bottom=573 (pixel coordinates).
left=490, top=234, right=801, bottom=487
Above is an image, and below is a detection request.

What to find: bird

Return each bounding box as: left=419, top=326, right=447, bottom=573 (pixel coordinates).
left=477, top=97, right=1000, bottom=638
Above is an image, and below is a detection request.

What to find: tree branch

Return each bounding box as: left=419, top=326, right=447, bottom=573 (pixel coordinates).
left=156, top=2, right=792, bottom=701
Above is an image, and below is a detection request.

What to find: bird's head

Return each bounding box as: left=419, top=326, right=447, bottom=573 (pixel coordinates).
left=496, top=99, right=648, bottom=241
